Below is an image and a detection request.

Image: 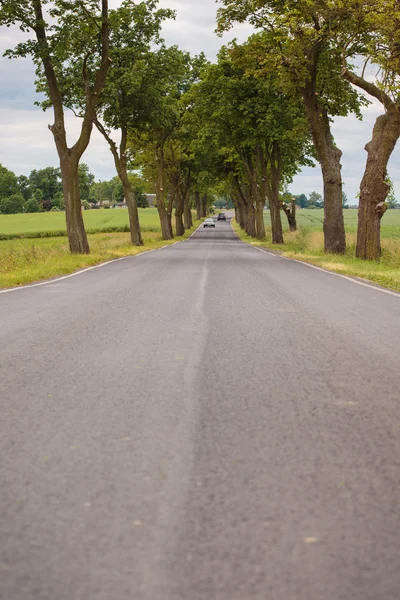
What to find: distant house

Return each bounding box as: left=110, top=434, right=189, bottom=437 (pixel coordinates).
left=146, top=194, right=157, bottom=207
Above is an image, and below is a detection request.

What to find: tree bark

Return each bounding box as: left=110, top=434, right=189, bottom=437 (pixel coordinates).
left=184, top=196, right=193, bottom=229
left=246, top=203, right=256, bottom=237
left=195, top=191, right=201, bottom=220
left=303, top=79, right=346, bottom=254
left=281, top=201, right=297, bottom=232
left=255, top=199, right=266, bottom=240
left=265, top=143, right=284, bottom=244
left=200, top=194, right=208, bottom=217
left=60, top=157, right=90, bottom=253
left=156, top=147, right=173, bottom=240
left=341, top=68, right=400, bottom=260
left=33, top=0, right=110, bottom=254
left=356, top=111, right=400, bottom=259
left=175, top=190, right=185, bottom=236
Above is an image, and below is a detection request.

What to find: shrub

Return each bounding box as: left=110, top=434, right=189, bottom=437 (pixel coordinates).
left=0, top=193, right=25, bottom=214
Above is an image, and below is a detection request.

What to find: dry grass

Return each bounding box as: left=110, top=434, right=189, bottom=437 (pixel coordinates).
left=0, top=226, right=201, bottom=289
left=233, top=220, right=400, bottom=292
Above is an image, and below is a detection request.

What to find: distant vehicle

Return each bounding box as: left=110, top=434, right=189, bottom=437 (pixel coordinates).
left=217, top=213, right=226, bottom=221
left=203, top=218, right=215, bottom=228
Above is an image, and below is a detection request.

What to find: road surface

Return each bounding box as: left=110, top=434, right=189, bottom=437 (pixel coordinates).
left=1, top=219, right=400, bottom=600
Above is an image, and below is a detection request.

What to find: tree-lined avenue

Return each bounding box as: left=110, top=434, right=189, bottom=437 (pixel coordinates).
left=1, top=220, right=400, bottom=599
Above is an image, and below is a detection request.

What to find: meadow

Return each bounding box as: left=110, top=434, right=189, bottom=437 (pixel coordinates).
left=0, top=207, right=161, bottom=238
left=264, top=208, right=400, bottom=238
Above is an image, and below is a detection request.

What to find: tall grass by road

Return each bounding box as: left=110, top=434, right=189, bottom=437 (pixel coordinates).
left=234, top=211, right=400, bottom=292
left=0, top=220, right=201, bottom=289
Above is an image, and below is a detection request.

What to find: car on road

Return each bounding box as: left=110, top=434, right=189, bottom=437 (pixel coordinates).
left=217, top=213, right=226, bottom=221
left=203, top=218, right=215, bottom=228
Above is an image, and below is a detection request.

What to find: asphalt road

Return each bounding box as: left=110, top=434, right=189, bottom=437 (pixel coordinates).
left=1, top=218, right=400, bottom=600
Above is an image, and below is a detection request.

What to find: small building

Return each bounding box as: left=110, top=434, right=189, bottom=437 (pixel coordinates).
left=146, top=194, right=157, bottom=207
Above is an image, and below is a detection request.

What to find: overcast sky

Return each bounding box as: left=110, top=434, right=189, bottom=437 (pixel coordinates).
left=0, top=0, right=399, bottom=202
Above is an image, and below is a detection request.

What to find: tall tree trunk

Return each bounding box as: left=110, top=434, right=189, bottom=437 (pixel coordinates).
left=238, top=201, right=246, bottom=229
left=356, top=111, right=400, bottom=259
left=123, top=184, right=143, bottom=246
left=184, top=196, right=193, bottom=229
left=200, top=194, right=208, bottom=217
left=266, top=144, right=284, bottom=244
left=270, top=194, right=284, bottom=244
left=156, top=149, right=172, bottom=240
left=246, top=203, right=256, bottom=237
left=195, top=191, right=201, bottom=220
left=60, top=157, right=90, bottom=254
left=303, top=82, right=346, bottom=254
left=175, top=191, right=185, bottom=236
left=255, top=198, right=266, bottom=240
left=341, top=69, right=400, bottom=260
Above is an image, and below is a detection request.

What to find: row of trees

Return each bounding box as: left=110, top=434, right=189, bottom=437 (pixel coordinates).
left=1, top=0, right=399, bottom=259
left=216, top=0, right=400, bottom=259
left=0, top=162, right=150, bottom=213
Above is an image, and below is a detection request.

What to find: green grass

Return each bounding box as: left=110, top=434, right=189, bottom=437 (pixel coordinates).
left=0, top=207, right=162, bottom=238
left=0, top=219, right=202, bottom=289
left=233, top=215, right=400, bottom=292
left=263, top=208, right=400, bottom=238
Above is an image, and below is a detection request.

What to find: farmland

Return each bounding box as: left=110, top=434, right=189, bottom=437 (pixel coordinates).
left=0, top=208, right=161, bottom=238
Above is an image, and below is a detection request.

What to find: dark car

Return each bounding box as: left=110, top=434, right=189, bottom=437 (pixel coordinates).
left=218, top=213, right=226, bottom=221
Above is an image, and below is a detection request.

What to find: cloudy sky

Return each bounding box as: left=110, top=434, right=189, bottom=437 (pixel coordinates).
left=0, top=0, right=399, bottom=202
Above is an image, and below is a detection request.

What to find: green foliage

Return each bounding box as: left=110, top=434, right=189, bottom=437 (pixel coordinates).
left=296, top=193, right=308, bottom=208
left=0, top=164, right=19, bottom=200
left=308, top=191, right=324, bottom=208
left=24, top=197, right=40, bottom=213
left=0, top=193, right=24, bottom=214
left=78, top=164, right=95, bottom=201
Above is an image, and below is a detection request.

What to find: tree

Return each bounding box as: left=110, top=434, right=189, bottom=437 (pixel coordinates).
left=308, top=191, right=324, bottom=208
left=24, top=197, right=40, bottom=213
left=296, top=194, right=308, bottom=208
left=0, top=164, right=19, bottom=200
left=342, top=191, right=349, bottom=209
left=217, top=2, right=365, bottom=254
left=339, top=1, right=400, bottom=258
left=190, top=44, right=312, bottom=242
left=1, top=0, right=111, bottom=253
left=78, top=164, right=95, bottom=201
left=17, top=175, right=31, bottom=201
left=0, top=193, right=24, bottom=214
left=89, top=1, right=174, bottom=245
left=385, top=178, right=399, bottom=209
left=29, top=167, right=62, bottom=206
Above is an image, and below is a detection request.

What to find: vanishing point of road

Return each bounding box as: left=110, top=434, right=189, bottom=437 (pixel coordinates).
left=1, top=218, right=400, bottom=600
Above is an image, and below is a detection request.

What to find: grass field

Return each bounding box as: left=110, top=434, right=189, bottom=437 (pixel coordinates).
left=264, top=208, right=400, bottom=238
left=0, top=208, right=161, bottom=238
left=234, top=209, right=400, bottom=292
left=0, top=215, right=202, bottom=288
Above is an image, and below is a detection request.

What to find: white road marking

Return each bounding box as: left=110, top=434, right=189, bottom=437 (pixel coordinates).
left=230, top=221, right=400, bottom=299
left=0, top=242, right=174, bottom=295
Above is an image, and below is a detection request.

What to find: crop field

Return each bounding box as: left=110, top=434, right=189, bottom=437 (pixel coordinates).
left=264, top=208, right=400, bottom=238
left=0, top=208, right=161, bottom=238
